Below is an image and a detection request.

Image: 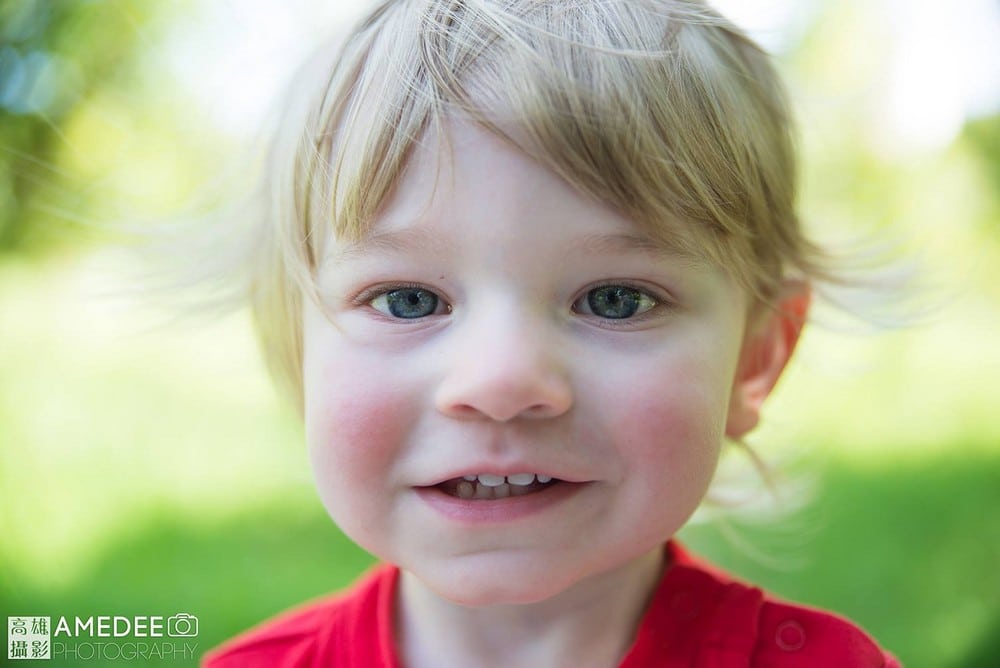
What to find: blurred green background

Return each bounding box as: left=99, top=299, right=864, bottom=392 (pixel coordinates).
left=1, top=1, right=998, bottom=666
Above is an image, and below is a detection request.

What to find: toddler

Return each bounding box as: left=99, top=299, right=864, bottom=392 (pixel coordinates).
left=201, top=0, right=901, bottom=665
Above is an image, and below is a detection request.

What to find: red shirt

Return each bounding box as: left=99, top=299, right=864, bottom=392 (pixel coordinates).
left=202, top=542, right=901, bottom=667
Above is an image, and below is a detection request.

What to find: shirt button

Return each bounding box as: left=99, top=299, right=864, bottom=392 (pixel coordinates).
left=775, top=620, right=806, bottom=651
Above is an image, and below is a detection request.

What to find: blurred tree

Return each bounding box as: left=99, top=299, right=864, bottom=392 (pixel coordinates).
left=0, top=0, right=169, bottom=255
left=962, top=113, right=1000, bottom=235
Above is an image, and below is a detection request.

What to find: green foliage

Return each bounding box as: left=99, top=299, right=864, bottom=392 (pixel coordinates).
left=0, top=0, right=170, bottom=254
left=962, top=113, right=1000, bottom=236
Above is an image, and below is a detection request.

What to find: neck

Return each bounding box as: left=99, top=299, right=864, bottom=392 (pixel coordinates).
left=396, top=547, right=665, bottom=668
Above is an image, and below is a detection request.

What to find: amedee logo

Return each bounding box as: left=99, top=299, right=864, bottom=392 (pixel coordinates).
left=50, top=613, right=200, bottom=638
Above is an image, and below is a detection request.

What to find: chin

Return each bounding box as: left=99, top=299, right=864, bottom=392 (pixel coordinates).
left=420, top=559, right=574, bottom=607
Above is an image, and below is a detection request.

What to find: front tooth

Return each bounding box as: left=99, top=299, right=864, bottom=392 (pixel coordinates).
left=462, top=475, right=478, bottom=481
left=492, top=483, right=511, bottom=498
left=507, top=473, right=536, bottom=486
left=456, top=481, right=475, bottom=499
left=536, top=474, right=553, bottom=483
left=477, top=474, right=505, bottom=487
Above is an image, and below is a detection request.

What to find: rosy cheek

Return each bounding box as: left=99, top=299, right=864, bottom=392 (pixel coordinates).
left=307, top=366, right=411, bottom=482
left=305, top=364, right=416, bottom=557
left=608, top=358, right=727, bottom=476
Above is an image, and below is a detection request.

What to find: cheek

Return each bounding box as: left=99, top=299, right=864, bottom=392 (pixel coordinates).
left=636, top=383, right=724, bottom=479
left=303, top=345, right=415, bottom=502
left=598, top=348, right=732, bottom=483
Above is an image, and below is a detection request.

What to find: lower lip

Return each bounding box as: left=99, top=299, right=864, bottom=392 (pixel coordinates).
left=414, top=481, right=589, bottom=524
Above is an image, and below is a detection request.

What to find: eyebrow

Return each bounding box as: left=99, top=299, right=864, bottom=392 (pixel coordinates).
left=323, top=227, right=698, bottom=266
left=326, top=227, right=450, bottom=265
left=575, top=232, right=696, bottom=260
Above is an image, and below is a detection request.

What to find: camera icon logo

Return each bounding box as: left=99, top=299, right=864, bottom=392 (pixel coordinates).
left=166, top=613, right=199, bottom=637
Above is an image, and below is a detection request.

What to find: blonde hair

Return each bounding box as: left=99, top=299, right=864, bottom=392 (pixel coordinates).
left=249, top=0, right=831, bottom=415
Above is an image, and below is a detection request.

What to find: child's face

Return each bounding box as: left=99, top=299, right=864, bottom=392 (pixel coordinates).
left=303, top=121, right=753, bottom=606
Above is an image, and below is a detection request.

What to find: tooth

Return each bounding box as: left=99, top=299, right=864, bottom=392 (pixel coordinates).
left=474, top=483, right=493, bottom=499
left=509, top=483, right=533, bottom=497
left=462, top=475, right=477, bottom=482
left=477, top=474, right=505, bottom=487
left=536, top=475, right=553, bottom=483
left=493, top=483, right=510, bottom=498
left=456, top=481, right=475, bottom=499
left=507, top=473, right=535, bottom=486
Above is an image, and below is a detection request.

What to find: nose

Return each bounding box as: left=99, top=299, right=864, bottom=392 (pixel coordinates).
left=433, top=307, right=573, bottom=422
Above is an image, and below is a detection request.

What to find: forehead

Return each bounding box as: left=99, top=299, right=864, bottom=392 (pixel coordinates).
left=326, top=119, right=705, bottom=265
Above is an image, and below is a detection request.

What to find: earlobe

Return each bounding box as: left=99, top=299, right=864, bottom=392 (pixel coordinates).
left=725, top=281, right=811, bottom=439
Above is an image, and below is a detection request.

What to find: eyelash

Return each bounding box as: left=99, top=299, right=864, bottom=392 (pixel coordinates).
left=352, top=281, right=670, bottom=324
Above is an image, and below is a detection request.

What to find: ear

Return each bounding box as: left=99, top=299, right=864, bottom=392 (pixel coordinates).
left=725, top=281, right=811, bottom=439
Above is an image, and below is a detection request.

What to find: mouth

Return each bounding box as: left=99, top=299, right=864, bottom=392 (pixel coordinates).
left=432, top=473, right=560, bottom=500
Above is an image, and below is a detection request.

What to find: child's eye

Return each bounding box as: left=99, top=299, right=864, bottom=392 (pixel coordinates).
left=574, top=285, right=657, bottom=319
left=370, top=287, right=447, bottom=319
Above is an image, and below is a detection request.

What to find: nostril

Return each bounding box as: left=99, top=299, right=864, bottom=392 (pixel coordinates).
left=523, top=401, right=572, bottom=419
left=446, top=404, right=484, bottom=420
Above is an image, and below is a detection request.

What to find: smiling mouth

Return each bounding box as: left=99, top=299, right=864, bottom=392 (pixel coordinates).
left=435, top=473, right=560, bottom=500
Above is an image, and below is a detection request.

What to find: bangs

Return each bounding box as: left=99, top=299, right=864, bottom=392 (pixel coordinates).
left=296, top=0, right=803, bottom=298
